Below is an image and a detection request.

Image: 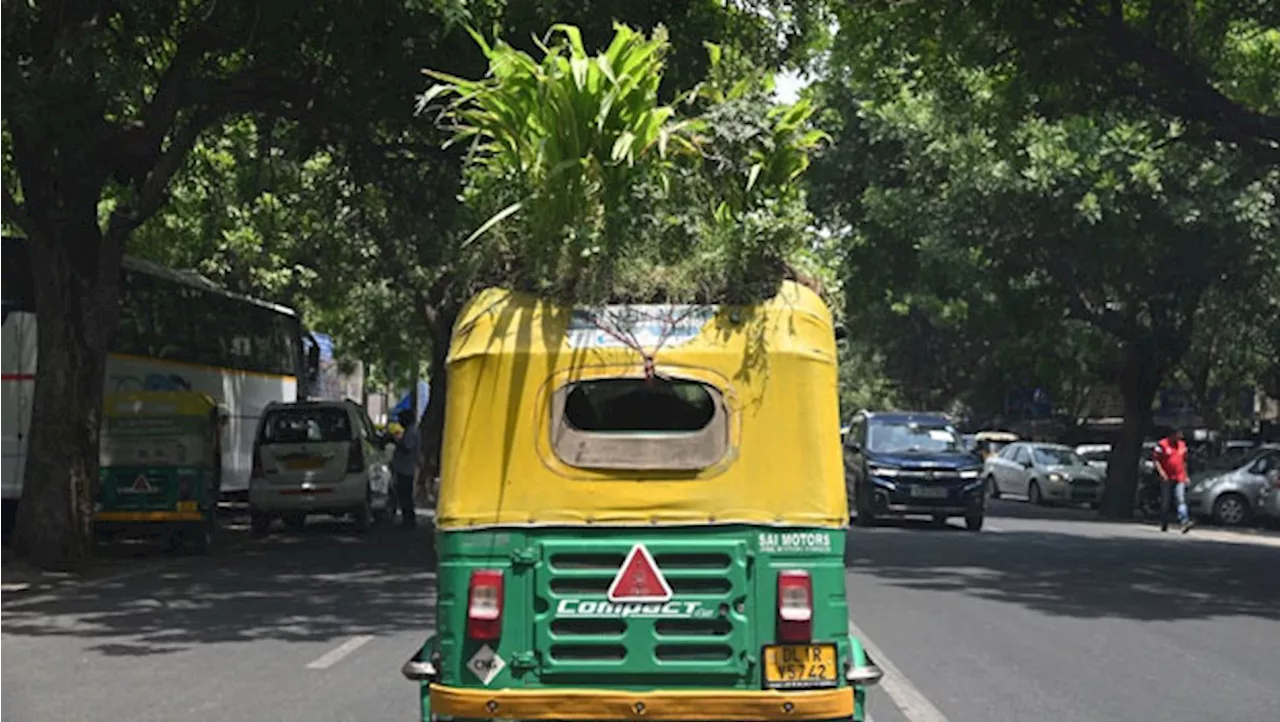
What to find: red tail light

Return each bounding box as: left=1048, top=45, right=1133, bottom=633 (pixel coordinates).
left=346, top=440, right=364, bottom=473
left=777, top=570, right=813, bottom=643
left=251, top=446, right=265, bottom=479
left=467, top=569, right=504, bottom=640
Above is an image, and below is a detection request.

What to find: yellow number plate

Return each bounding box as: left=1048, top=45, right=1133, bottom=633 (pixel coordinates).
left=176, top=501, right=199, bottom=512
left=762, top=644, right=839, bottom=689
left=285, top=457, right=325, bottom=470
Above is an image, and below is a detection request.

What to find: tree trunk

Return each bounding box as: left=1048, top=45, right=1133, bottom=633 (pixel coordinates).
left=1099, top=343, right=1163, bottom=519
left=14, top=221, right=123, bottom=570
left=414, top=305, right=458, bottom=507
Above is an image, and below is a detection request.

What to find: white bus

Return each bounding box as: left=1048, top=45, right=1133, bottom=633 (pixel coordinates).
left=2, top=236, right=319, bottom=532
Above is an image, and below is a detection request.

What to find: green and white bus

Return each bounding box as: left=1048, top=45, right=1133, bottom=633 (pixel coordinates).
left=2, top=236, right=319, bottom=532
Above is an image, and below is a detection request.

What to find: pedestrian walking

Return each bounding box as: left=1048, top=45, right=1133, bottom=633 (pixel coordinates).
left=1152, top=428, right=1194, bottom=533
left=391, top=408, right=419, bottom=529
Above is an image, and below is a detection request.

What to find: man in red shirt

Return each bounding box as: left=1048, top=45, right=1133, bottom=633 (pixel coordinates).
left=1152, top=428, right=1194, bottom=533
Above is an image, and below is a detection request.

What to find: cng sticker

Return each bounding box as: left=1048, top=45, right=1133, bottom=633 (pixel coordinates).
left=607, top=544, right=672, bottom=603
left=466, top=644, right=505, bottom=686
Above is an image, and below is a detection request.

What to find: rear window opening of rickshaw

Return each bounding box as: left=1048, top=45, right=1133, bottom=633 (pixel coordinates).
left=550, top=377, right=729, bottom=472
left=259, top=407, right=353, bottom=444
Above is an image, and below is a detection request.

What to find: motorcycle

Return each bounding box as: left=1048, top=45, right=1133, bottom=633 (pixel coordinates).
left=1134, top=471, right=1164, bottom=518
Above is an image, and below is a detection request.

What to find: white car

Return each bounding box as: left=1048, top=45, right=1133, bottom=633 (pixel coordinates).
left=248, top=400, right=397, bottom=535
left=985, top=442, right=1105, bottom=507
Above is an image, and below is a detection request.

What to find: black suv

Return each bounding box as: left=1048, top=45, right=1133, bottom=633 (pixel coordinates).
left=844, top=411, right=986, bottom=530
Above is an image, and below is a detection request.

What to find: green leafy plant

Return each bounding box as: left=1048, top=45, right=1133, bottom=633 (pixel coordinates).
left=420, top=22, right=829, bottom=305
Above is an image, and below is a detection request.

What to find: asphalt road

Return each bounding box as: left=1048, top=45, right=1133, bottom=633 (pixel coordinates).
left=2, top=502, right=1277, bottom=722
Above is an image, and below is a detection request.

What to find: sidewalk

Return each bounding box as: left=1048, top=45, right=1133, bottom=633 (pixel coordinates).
left=1185, top=524, right=1280, bottom=549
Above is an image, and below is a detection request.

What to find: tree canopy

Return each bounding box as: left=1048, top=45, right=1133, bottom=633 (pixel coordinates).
left=3, top=0, right=1278, bottom=567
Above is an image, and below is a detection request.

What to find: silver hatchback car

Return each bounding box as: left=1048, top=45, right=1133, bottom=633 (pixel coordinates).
left=248, top=400, right=397, bottom=534
left=984, top=442, right=1105, bottom=507
left=1187, top=446, right=1280, bottom=527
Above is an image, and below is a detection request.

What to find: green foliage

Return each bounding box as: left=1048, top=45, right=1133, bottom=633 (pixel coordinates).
left=424, top=22, right=829, bottom=305
left=812, top=12, right=1280, bottom=422
left=833, top=1, right=1280, bottom=167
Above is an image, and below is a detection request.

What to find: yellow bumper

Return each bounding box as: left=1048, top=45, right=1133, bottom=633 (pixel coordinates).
left=95, top=511, right=203, bottom=523
left=429, top=684, right=854, bottom=720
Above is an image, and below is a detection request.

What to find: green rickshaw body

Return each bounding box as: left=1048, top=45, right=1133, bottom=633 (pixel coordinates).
left=96, top=391, right=225, bottom=552
left=407, top=282, right=882, bottom=721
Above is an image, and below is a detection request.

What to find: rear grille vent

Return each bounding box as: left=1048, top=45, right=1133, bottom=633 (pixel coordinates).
left=551, top=618, right=627, bottom=637
left=653, top=552, right=731, bottom=570
left=655, top=644, right=733, bottom=662
left=550, top=644, right=627, bottom=661
left=655, top=619, right=732, bottom=637
left=550, top=553, right=625, bottom=570
left=539, top=543, right=745, bottom=676
left=550, top=577, right=612, bottom=594
left=669, top=577, right=732, bottom=595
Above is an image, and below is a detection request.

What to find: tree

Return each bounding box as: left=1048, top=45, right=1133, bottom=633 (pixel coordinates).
left=836, top=1, right=1280, bottom=157
left=0, top=0, right=470, bottom=568
left=808, top=38, right=1280, bottom=512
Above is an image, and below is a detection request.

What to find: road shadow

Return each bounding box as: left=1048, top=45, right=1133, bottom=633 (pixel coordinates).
left=2, top=508, right=256, bottom=592
left=984, top=498, right=1112, bottom=523
left=0, top=517, right=437, bottom=657
left=845, top=522, right=1280, bottom=623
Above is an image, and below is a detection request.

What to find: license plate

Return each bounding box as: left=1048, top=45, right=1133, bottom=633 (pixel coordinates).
left=762, top=644, right=838, bottom=690
left=285, top=457, right=325, bottom=470
left=909, top=485, right=949, bottom=499
left=176, top=501, right=199, bottom=512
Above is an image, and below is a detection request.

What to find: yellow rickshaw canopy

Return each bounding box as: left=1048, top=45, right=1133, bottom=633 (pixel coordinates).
left=437, top=281, right=847, bottom=530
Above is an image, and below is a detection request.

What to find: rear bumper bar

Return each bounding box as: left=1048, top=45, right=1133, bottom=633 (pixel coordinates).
left=427, top=684, right=855, bottom=721
left=94, top=511, right=204, bottom=522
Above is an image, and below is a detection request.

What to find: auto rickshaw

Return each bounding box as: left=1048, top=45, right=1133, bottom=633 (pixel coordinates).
left=96, top=390, right=226, bottom=553
left=402, top=280, right=883, bottom=721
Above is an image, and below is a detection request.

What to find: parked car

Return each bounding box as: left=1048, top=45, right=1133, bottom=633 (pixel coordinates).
left=984, top=442, right=1105, bottom=507
left=1187, top=445, right=1280, bottom=527
left=1256, top=467, right=1280, bottom=526
left=844, top=411, right=986, bottom=530
left=972, top=430, right=1019, bottom=460
left=1072, top=442, right=1158, bottom=477
left=248, top=399, right=398, bottom=535
left=1075, top=443, right=1111, bottom=472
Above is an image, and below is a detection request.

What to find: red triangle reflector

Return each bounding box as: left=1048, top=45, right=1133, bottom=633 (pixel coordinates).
left=132, top=475, right=152, bottom=492
left=607, top=544, right=673, bottom=603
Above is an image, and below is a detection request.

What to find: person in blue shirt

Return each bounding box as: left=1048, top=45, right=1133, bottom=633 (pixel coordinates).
left=391, top=409, right=419, bottom=528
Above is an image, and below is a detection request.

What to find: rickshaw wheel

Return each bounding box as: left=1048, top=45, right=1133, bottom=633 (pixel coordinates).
left=352, top=494, right=373, bottom=533
left=374, top=488, right=397, bottom=525
left=250, top=512, right=272, bottom=537
left=189, top=516, right=215, bottom=555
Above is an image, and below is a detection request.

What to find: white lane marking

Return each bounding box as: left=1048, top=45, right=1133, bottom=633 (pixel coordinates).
left=306, top=635, right=374, bottom=669
left=847, top=611, right=949, bottom=722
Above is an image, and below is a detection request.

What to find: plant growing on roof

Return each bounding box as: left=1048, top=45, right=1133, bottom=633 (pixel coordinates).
left=419, top=22, right=829, bottom=306
left=419, top=22, right=703, bottom=300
